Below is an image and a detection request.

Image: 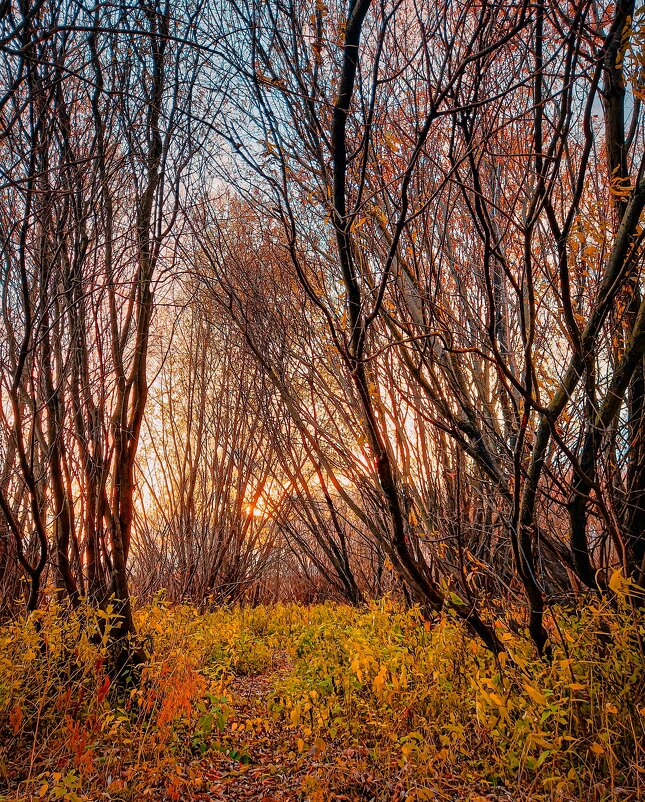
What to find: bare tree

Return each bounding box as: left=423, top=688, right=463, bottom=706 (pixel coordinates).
left=0, top=0, right=203, bottom=666
left=132, top=294, right=282, bottom=605
left=201, top=0, right=644, bottom=653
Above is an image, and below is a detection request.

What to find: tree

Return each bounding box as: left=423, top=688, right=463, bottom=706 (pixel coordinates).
left=206, top=0, right=645, bottom=652
left=133, top=293, right=283, bottom=605
left=0, top=0, right=202, bottom=666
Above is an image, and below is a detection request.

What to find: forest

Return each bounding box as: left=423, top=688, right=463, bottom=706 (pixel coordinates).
left=0, top=0, right=644, bottom=799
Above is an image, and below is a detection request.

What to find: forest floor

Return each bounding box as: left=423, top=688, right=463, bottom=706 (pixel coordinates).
left=1, top=601, right=643, bottom=802
left=173, top=651, right=513, bottom=802
left=192, top=652, right=308, bottom=801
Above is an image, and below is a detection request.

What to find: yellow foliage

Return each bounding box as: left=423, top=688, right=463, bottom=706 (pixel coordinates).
left=0, top=598, right=643, bottom=801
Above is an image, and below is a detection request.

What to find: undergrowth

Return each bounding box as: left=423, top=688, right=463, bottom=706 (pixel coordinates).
left=0, top=593, right=643, bottom=801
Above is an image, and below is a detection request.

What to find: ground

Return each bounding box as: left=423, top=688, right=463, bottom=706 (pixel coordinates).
left=179, top=653, right=513, bottom=802
left=1, top=601, right=643, bottom=801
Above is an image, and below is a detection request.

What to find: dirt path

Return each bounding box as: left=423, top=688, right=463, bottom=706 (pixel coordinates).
left=175, top=658, right=512, bottom=802
left=190, top=653, right=316, bottom=802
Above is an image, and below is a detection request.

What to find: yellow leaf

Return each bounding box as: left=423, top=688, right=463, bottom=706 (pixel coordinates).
left=489, top=692, right=505, bottom=707
left=609, top=568, right=625, bottom=593
left=372, top=664, right=388, bottom=696
left=590, top=742, right=605, bottom=756
left=524, top=683, right=547, bottom=706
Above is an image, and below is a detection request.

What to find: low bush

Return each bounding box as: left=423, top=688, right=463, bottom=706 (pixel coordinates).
left=0, top=593, right=642, bottom=801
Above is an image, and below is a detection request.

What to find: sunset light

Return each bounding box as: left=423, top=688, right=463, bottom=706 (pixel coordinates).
left=2, top=0, right=643, bottom=798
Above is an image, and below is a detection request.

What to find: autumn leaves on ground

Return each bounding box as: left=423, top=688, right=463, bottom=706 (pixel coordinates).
left=2, top=597, right=644, bottom=802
